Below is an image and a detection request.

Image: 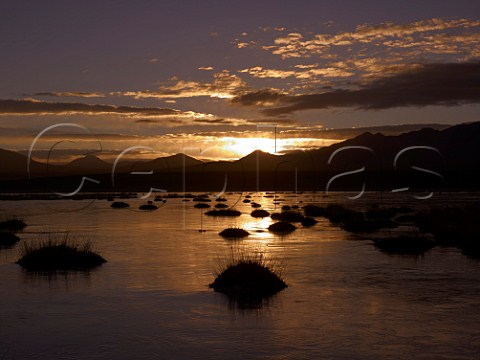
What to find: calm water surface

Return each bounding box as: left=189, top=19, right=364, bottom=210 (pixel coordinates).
left=1, top=192, right=480, bottom=359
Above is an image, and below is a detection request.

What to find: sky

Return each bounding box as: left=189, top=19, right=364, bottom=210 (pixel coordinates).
left=0, top=0, right=479, bottom=162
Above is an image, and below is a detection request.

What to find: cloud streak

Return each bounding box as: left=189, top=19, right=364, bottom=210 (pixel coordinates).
left=236, top=17, right=480, bottom=88
left=255, top=62, right=480, bottom=115
left=34, top=92, right=105, bottom=98
left=0, top=99, right=181, bottom=117
left=34, top=71, right=248, bottom=101
left=259, top=18, right=480, bottom=59
left=0, top=99, right=242, bottom=127
left=239, top=66, right=354, bottom=79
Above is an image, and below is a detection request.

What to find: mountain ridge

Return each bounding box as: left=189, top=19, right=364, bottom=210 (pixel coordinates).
left=1, top=121, right=479, bottom=191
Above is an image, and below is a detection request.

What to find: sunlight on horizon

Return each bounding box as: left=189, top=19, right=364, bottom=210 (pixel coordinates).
left=217, top=136, right=344, bottom=159
left=221, top=137, right=279, bottom=156
left=23, top=136, right=345, bottom=164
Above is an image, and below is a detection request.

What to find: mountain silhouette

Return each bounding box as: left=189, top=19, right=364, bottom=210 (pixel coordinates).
left=1, top=121, right=479, bottom=192
left=67, top=154, right=110, bottom=169
left=0, top=149, right=48, bottom=179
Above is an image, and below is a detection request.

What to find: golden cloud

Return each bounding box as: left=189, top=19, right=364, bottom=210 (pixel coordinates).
left=257, top=18, right=480, bottom=59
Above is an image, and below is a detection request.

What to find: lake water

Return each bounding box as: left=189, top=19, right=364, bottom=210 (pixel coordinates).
left=1, top=192, right=480, bottom=359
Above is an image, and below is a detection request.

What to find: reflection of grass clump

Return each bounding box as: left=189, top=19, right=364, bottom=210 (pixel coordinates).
left=194, top=203, right=210, bottom=209
left=0, top=216, right=27, bottom=232
left=251, top=209, right=270, bottom=218
left=210, top=250, right=287, bottom=301
left=214, top=203, right=229, bottom=209
left=16, top=233, right=106, bottom=271
left=205, top=209, right=241, bottom=217
left=219, top=228, right=250, bottom=239
left=268, top=221, right=297, bottom=234
left=0, top=231, right=20, bottom=247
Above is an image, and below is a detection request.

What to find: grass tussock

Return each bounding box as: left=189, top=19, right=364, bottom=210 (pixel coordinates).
left=193, top=196, right=211, bottom=202
left=301, top=217, right=317, bottom=227
left=205, top=209, right=241, bottom=217
left=110, top=201, right=130, bottom=208
left=219, top=228, right=250, bottom=239
left=16, top=232, right=106, bottom=271
left=314, top=204, right=399, bottom=233
left=250, top=209, right=270, bottom=218
left=139, top=203, right=158, bottom=210
left=271, top=211, right=305, bottom=223
left=372, top=232, right=436, bottom=255
left=268, top=221, right=297, bottom=234
left=210, top=248, right=287, bottom=301
left=303, top=205, right=328, bottom=217
left=414, top=206, right=480, bottom=258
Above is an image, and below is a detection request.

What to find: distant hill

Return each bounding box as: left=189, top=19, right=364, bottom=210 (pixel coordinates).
left=133, top=153, right=204, bottom=172
left=0, top=149, right=48, bottom=179
left=57, top=155, right=112, bottom=175
left=1, top=121, right=479, bottom=191
left=67, top=154, right=110, bottom=169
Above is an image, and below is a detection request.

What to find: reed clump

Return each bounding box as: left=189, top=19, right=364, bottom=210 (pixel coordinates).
left=210, top=249, right=287, bottom=301
left=16, top=232, right=106, bottom=271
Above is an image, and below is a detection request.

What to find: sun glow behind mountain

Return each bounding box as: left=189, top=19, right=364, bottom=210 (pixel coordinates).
left=217, top=137, right=343, bottom=158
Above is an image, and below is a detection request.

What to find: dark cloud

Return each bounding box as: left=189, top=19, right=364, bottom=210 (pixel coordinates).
left=33, top=92, right=105, bottom=98
left=0, top=99, right=181, bottom=116
left=194, top=118, right=235, bottom=124
left=135, top=117, right=239, bottom=126
left=134, top=119, right=161, bottom=124
left=134, top=115, right=296, bottom=126
left=259, top=62, right=480, bottom=116
left=231, top=89, right=286, bottom=106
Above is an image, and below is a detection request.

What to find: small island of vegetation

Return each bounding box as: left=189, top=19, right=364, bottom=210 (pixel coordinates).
left=210, top=252, right=287, bottom=302
left=16, top=234, right=106, bottom=271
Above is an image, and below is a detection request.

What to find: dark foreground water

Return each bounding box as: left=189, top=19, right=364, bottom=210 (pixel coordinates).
left=1, top=192, right=480, bottom=359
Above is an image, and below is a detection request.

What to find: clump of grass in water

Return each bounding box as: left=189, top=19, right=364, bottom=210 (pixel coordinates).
left=205, top=209, right=241, bottom=217
left=250, top=209, right=270, bottom=218
left=16, top=232, right=106, bottom=272
left=219, top=227, right=250, bottom=239
left=210, top=247, right=287, bottom=304
left=372, top=231, right=436, bottom=255
left=268, top=221, right=297, bottom=234
left=110, top=201, right=130, bottom=208
left=271, top=211, right=304, bottom=223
